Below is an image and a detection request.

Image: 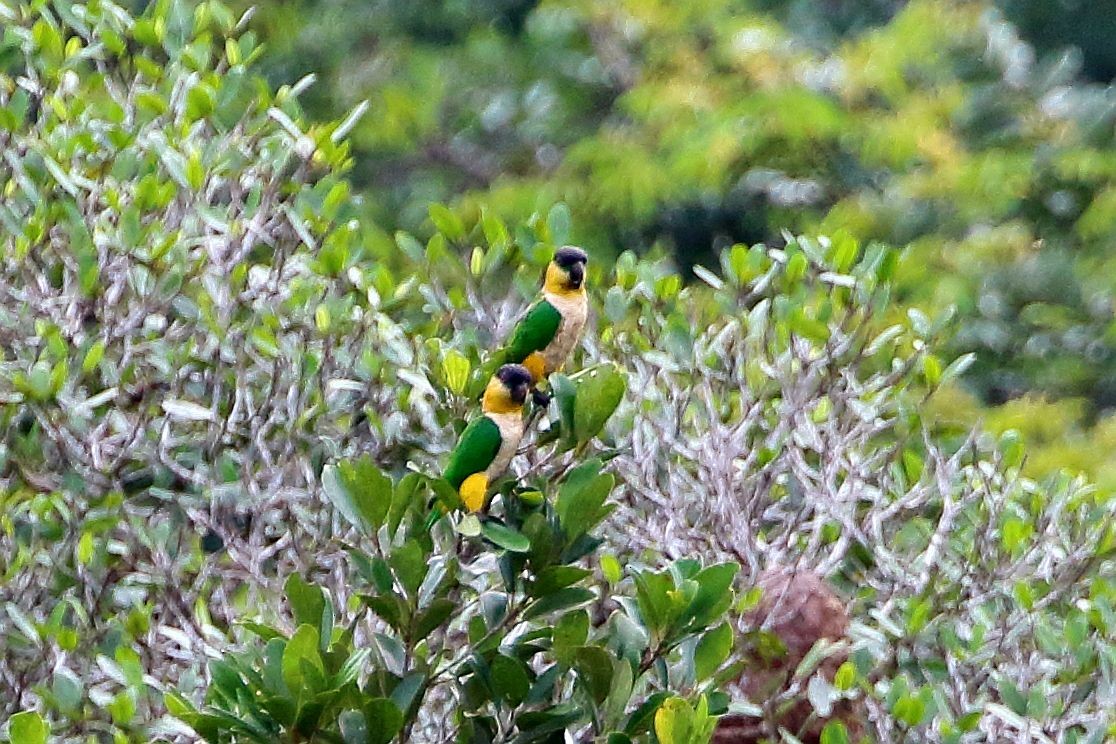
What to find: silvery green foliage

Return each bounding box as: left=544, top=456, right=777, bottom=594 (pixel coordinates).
left=595, top=239, right=1116, bottom=742
left=0, top=1, right=439, bottom=734
left=2, top=2, right=1115, bottom=743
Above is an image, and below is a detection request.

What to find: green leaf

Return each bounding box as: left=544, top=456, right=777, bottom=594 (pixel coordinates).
left=6, top=602, right=40, bottom=646
left=957, top=710, right=982, bottom=731
left=108, top=691, right=136, bottom=725
left=389, top=671, right=425, bottom=712
left=209, top=660, right=246, bottom=709
left=164, top=690, right=197, bottom=720
left=523, top=587, right=596, bottom=621
left=552, top=373, right=577, bottom=441
left=820, top=721, right=849, bottom=744
left=132, top=18, right=161, bottom=46
left=633, top=570, right=675, bottom=638
left=323, top=456, right=393, bottom=534
left=693, top=622, right=733, bottom=681
left=480, top=521, right=531, bottom=553
left=905, top=597, right=932, bottom=635
left=892, top=693, right=927, bottom=726
left=340, top=709, right=368, bottom=744
left=395, top=231, right=425, bottom=262
left=490, top=653, right=532, bottom=705
left=285, top=574, right=326, bottom=633
left=282, top=625, right=324, bottom=700
left=9, top=711, right=47, bottom=744
left=603, top=659, right=635, bottom=730
left=922, top=353, right=942, bottom=387
left=687, top=563, right=739, bottom=626
left=481, top=208, right=509, bottom=249
left=262, top=639, right=289, bottom=698
left=833, top=661, right=856, bottom=691
left=653, top=697, right=694, bottom=744
left=552, top=610, right=589, bottom=662
left=547, top=203, right=572, bottom=245
left=238, top=620, right=286, bottom=641
left=1000, top=517, right=1032, bottom=555
left=573, top=646, right=614, bottom=704
left=82, top=340, right=106, bottom=374
left=1065, top=611, right=1089, bottom=650
left=785, top=252, right=808, bottom=284
left=389, top=539, right=429, bottom=596
left=556, top=460, right=614, bottom=538
left=334, top=649, right=373, bottom=689
left=186, top=83, right=216, bottom=120
left=76, top=532, right=94, bottom=566
left=601, top=554, right=622, bottom=585
left=441, top=350, right=471, bottom=395
left=528, top=566, right=592, bottom=597
left=573, top=364, right=627, bottom=442
left=389, top=473, right=421, bottom=535
left=26, top=361, right=54, bottom=403
left=362, top=698, right=404, bottom=744
left=415, top=598, right=456, bottom=640
left=516, top=703, right=583, bottom=738
left=998, top=679, right=1028, bottom=716
left=429, top=203, right=466, bottom=242
left=364, top=593, right=409, bottom=632
left=622, top=691, right=669, bottom=736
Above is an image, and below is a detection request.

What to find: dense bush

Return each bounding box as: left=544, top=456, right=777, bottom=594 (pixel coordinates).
left=3, top=2, right=1116, bottom=743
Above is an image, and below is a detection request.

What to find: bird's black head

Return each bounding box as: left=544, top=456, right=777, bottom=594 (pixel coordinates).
left=552, top=246, right=588, bottom=289
left=495, top=363, right=533, bottom=404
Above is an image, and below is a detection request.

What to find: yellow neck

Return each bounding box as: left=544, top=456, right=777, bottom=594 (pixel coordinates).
left=544, top=263, right=586, bottom=298
left=482, top=381, right=523, bottom=415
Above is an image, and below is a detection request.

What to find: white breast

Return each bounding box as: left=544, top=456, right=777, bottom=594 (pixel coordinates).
left=541, top=291, right=588, bottom=373
left=484, top=410, right=525, bottom=481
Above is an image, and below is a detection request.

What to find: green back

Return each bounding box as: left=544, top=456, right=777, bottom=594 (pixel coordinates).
left=443, top=415, right=502, bottom=488
left=504, top=299, right=562, bottom=362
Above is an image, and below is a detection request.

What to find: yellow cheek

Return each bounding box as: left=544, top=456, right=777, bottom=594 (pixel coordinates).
left=460, top=473, right=488, bottom=512
left=544, top=264, right=567, bottom=294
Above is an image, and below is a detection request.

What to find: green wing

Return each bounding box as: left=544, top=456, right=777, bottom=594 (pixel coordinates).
left=443, top=415, right=502, bottom=489
left=504, top=299, right=562, bottom=362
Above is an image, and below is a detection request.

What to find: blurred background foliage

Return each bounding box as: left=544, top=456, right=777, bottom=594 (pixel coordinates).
left=235, top=0, right=1116, bottom=488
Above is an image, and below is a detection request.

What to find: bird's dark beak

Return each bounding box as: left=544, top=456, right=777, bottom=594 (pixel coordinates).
left=567, top=262, right=584, bottom=289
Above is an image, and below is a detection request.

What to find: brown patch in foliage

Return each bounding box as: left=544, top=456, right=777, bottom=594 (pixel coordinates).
left=713, top=567, right=865, bottom=744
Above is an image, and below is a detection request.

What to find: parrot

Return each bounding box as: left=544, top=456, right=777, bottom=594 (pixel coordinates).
left=441, top=363, right=533, bottom=514
left=500, top=245, right=589, bottom=403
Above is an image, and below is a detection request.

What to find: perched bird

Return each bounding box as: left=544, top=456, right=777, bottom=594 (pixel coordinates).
left=442, top=364, right=533, bottom=513
left=501, top=246, right=589, bottom=401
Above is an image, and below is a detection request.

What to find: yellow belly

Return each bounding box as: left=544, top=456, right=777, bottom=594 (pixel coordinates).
left=458, top=410, right=524, bottom=512
left=460, top=473, right=488, bottom=512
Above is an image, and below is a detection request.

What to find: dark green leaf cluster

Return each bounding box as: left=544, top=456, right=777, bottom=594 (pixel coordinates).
left=172, top=457, right=737, bottom=743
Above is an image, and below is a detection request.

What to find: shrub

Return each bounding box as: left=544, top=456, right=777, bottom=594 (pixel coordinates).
left=599, top=233, right=1116, bottom=741
left=168, top=455, right=736, bottom=743
left=0, top=0, right=390, bottom=735
left=3, top=1, right=1116, bottom=743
